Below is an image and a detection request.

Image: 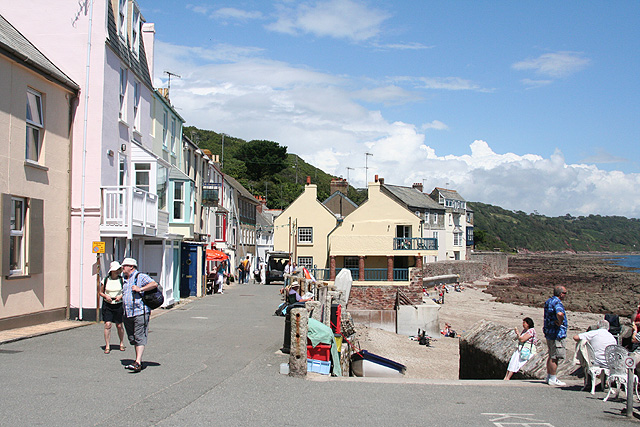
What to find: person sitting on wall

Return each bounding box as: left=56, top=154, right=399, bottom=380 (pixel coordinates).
left=287, top=282, right=313, bottom=304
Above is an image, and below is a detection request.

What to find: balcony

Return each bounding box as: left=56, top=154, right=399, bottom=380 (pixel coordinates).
left=202, top=182, right=220, bottom=207
left=311, top=268, right=409, bottom=282
left=100, top=186, right=158, bottom=238
left=393, top=237, right=437, bottom=251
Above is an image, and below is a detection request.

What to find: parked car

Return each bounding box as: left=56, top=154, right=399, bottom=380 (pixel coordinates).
left=265, top=251, right=290, bottom=285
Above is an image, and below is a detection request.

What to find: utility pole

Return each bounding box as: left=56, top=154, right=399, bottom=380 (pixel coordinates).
left=295, top=156, right=298, bottom=184
left=365, top=152, right=373, bottom=185
left=346, top=167, right=354, bottom=187
left=221, top=133, right=227, bottom=171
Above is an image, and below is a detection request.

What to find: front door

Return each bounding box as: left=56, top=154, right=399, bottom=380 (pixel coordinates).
left=180, top=243, right=198, bottom=297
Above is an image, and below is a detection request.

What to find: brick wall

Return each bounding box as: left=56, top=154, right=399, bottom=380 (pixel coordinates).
left=348, top=268, right=423, bottom=310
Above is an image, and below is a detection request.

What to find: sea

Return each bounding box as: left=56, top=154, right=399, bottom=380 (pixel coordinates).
left=606, top=254, right=640, bottom=271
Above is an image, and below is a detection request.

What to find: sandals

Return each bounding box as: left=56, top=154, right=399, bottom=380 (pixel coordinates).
left=125, top=362, right=142, bottom=372
left=104, top=347, right=111, bottom=354
left=119, top=345, right=126, bottom=351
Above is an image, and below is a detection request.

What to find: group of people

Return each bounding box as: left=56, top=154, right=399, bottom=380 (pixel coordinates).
left=98, top=257, right=158, bottom=373
left=504, top=285, right=624, bottom=389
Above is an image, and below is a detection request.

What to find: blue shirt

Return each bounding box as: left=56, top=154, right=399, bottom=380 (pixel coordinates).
left=122, top=271, right=154, bottom=317
left=543, top=296, right=567, bottom=340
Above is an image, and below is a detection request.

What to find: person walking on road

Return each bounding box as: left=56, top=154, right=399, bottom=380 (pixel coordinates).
left=544, top=285, right=568, bottom=386
left=99, top=261, right=126, bottom=354
left=241, top=256, right=251, bottom=283
left=216, top=260, right=227, bottom=294
left=121, top=258, right=158, bottom=372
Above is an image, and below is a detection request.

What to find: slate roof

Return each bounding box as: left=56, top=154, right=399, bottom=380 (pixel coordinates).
left=0, top=14, right=78, bottom=92
left=322, top=191, right=358, bottom=208
left=433, top=187, right=466, bottom=202
left=225, top=175, right=259, bottom=205
left=382, top=184, right=444, bottom=210
left=106, top=2, right=153, bottom=89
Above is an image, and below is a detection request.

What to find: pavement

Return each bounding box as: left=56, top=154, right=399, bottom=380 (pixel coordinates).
left=1, top=281, right=639, bottom=426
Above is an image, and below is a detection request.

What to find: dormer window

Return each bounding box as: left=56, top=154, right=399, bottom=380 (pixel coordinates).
left=131, top=7, right=140, bottom=56
left=118, top=0, right=127, bottom=40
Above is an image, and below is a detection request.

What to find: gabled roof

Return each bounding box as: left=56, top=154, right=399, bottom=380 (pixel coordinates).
left=256, top=210, right=272, bottom=229
left=432, top=187, right=466, bottom=202
left=382, top=184, right=444, bottom=210
left=322, top=191, right=358, bottom=208
left=0, top=15, right=78, bottom=92
left=225, top=175, right=259, bottom=205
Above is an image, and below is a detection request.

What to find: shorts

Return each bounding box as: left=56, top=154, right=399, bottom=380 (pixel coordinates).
left=546, top=338, right=566, bottom=360
left=123, top=313, right=150, bottom=346
left=102, top=302, right=123, bottom=324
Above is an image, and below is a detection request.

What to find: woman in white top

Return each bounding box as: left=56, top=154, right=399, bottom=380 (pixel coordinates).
left=504, top=317, right=537, bottom=380
left=99, top=261, right=125, bottom=353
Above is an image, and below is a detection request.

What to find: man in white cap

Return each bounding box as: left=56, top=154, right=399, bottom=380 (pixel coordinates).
left=121, top=258, right=158, bottom=372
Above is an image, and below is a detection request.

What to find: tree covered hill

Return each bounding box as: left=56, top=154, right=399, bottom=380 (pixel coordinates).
left=186, top=126, right=639, bottom=253
left=470, top=202, right=640, bottom=252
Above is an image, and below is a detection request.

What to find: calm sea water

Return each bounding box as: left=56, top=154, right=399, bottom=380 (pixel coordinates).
left=607, top=254, right=640, bottom=270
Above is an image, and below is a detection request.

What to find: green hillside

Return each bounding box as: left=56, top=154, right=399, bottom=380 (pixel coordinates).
left=470, top=202, right=640, bottom=252
left=186, top=126, right=639, bottom=253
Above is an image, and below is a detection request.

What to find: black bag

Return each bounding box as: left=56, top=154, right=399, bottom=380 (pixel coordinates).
left=135, top=275, right=164, bottom=310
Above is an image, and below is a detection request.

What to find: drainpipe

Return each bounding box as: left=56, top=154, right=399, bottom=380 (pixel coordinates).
left=326, top=216, right=344, bottom=271
left=78, top=0, right=94, bottom=320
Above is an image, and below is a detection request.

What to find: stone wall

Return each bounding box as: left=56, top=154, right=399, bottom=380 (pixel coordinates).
left=422, top=252, right=508, bottom=283
left=469, top=252, right=508, bottom=278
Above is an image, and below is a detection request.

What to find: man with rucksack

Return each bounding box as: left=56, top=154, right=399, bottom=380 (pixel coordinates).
left=241, top=256, right=251, bottom=284
left=121, top=258, right=158, bottom=373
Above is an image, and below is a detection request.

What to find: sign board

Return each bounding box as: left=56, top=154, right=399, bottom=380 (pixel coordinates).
left=625, top=357, right=635, bottom=369
left=92, top=241, right=106, bottom=254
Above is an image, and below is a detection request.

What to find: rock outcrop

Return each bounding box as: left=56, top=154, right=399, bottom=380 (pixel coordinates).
left=459, top=319, right=580, bottom=380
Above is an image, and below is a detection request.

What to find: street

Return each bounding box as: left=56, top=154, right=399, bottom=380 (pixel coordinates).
left=0, top=283, right=637, bottom=426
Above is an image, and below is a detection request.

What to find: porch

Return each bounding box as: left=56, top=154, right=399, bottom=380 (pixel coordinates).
left=100, top=186, right=159, bottom=238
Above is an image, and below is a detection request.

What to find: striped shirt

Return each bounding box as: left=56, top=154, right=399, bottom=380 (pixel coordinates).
left=122, top=271, right=154, bottom=317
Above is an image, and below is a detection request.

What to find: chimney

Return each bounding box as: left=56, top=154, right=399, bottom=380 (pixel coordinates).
left=330, top=178, right=348, bottom=195
left=306, top=176, right=311, bottom=185
left=374, top=175, right=379, bottom=183
left=142, top=23, right=155, bottom=81
left=379, top=177, right=384, bottom=185
left=412, top=183, right=423, bottom=192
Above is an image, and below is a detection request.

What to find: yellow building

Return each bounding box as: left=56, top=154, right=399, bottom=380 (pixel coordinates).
left=273, top=183, right=337, bottom=271
left=329, top=178, right=438, bottom=281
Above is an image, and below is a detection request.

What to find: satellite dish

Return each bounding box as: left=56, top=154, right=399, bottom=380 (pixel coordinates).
left=415, top=211, right=421, bottom=217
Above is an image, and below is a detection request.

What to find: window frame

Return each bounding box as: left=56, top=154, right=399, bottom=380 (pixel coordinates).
left=173, top=182, right=184, bottom=220
left=133, top=80, right=140, bottom=131
left=171, top=118, right=177, bottom=154
left=131, top=6, right=140, bottom=57
left=118, top=0, right=127, bottom=40
left=9, top=197, right=26, bottom=276
left=2, top=195, right=44, bottom=277
left=162, top=109, right=168, bottom=150
left=25, top=88, right=44, bottom=163
left=298, top=226, right=313, bottom=244
left=119, top=68, right=127, bottom=121
left=134, top=163, right=151, bottom=193
left=297, top=256, right=313, bottom=270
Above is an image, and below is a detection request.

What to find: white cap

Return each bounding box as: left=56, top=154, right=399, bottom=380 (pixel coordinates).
left=108, top=261, right=122, bottom=273
left=121, top=257, right=137, bottom=267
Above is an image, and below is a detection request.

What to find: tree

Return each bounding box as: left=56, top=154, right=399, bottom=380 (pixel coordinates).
left=236, top=140, right=287, bottom=180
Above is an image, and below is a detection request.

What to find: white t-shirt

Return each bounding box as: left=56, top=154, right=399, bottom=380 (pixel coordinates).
left=579, top=328, right=617, bottom=366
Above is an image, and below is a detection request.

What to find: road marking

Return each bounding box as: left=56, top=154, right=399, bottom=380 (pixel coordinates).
left=482, top=413, right=553, bottom=426
left=191, top=316, right=208, bottom=319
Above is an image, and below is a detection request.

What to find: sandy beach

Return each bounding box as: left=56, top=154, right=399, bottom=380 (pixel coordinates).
left=354, top=281, right=605, bottom=379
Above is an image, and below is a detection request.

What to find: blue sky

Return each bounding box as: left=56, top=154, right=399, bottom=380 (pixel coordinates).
left=138, top=0, right=640, bottom=218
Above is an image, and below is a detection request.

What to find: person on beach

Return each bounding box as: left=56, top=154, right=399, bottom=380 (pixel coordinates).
left=504, top=317, right=537, bottom=380
left=544, top=286, right=568, bottom=386
left=99, top=261, right=126, bottom=353
left=121, top=257, right=158, bottom=373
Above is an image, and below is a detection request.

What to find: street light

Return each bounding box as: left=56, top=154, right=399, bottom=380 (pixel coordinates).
left=365, top=152, right=373, bottom=185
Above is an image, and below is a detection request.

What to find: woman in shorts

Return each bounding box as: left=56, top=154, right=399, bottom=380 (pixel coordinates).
left=99, top=261, right=126, bottom=353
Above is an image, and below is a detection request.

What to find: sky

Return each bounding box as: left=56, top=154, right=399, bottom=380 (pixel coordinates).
left=137, top=0, right=640, bottom=218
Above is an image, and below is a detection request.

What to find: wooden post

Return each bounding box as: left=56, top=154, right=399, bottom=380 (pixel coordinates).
left=96, top=253, right=101, bottom=321
left=288, top=307, right=308, bottom=377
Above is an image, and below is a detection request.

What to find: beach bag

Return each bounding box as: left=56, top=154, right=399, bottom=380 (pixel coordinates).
left=519, top=341, right=535, bottom=361
left=135, top=275, right=164, bottom=310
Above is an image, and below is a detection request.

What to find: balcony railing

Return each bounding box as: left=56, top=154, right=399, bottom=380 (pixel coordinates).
left=393, top=237, right=438, bottom=251
left=101, top=186, right=158, bottom=237
left=317, top=268, right=410, bottom=282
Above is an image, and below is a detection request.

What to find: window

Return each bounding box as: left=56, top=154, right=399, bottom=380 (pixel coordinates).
left=298, top=227, right=313, bottom=243
left=2, top=195, right=44, bottom=277
left=26, top=89, right=44, bottom=162
left=433, top=213, right=438, bottom=224
left=424, top=212, right=429, bottom=223
left=118, top=0, right=127, bottom=40
left=173, top=182, right=183, bottom=220
left=344, top=256, right=358, bottom=269
left=157, top=165, right=167, bottom=210
left=297, top=257, right=313, bottom=270
left=215, top=213, right=225, bottom=240
left=396, top=225, right=411, bottom=238
left=133, top=81, right=140, bottom=130
left=162, top=110, right=168, bottom=149
left=454, top=232, right=463, bottom=246
left=134, top=163, right=150, bottom=192
left=118, top=154, right=127, bottom=186
left=185, top=149, right=191, bottom=176
left=170, top=118, right=177, bottom=154
left=119, top=68, right=127, bottom=120
left=131, top=7, right=140, bottom=56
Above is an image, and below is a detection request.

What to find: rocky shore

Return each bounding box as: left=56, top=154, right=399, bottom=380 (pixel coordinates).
left=353, top=253, right=640, bottom=379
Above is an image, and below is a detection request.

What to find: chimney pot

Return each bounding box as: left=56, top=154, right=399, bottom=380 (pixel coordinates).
left=306, top=176, right=311, bottom=185
left=374, top=174, right=379, bottom=182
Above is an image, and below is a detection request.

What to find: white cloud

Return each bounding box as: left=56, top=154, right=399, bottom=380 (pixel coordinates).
left=352, top=85, right=422, bottom=105
left=394, top=76, right=488, bottom=92
left=211, top=7, right=263, bottom=21
left=154, top=41, right=640, bottom=219
left=512, top=51, right=590, bottom=78
left=266, top=0, right=391, bottom=41
left=373, top=42, right=434, bottom=50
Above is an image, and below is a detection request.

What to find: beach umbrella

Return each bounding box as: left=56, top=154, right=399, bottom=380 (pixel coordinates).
left=206, top=249, right=228, bottom=261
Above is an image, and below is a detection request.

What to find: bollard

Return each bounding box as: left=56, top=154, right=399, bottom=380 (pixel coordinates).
left=288, top=307, right=308, bottom=377
left=627, top=366, right=634, bottom=418
left=306, top=301, right=322, bottom=322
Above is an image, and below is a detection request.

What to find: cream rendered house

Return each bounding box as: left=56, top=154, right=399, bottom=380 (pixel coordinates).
left=329, top=178, right=438, bottom=281
left=273, top=182, right=337, bottom=271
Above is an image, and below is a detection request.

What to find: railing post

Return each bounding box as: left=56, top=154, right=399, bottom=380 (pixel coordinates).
left=358, top=256, right=365, bottom=282
left=387, top=255, right=393, bottom=281
left=288, top=307, right=308, bottom=377
left=330, top=256, right=336, bottom=281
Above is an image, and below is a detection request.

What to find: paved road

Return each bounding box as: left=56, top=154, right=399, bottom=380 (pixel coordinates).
left=0, top=283, right=637, bottom=426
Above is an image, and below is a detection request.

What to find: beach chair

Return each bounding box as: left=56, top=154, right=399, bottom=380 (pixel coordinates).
left=603, top=345, right=640, bottom=402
